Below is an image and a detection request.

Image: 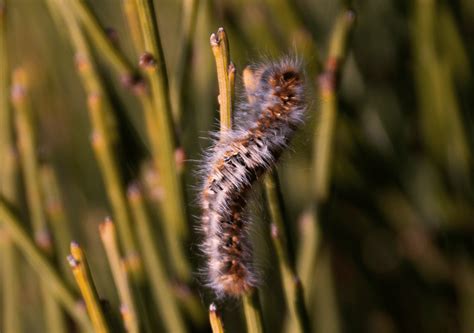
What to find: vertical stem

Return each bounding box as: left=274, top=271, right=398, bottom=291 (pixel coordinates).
left=1, top=236, right=20, bottom=333
left=11, top=69, right=52, bottom=252
left=69, top=242, right=112, bottom=333
left=88, top=93, right=138, bottom=261
left=209, top=303, right=225, bottom=333
left=122, top=0, right=145, bottom=56
left=210, top=27, right=234, bottom=132
left=242, top=291, right=264, bottom=333
left=264, top=173, right=310, bottom=333
left=99, top=219, right=140, bottom=333
left=313, top=9, right=356, bottom=202
left=40, top=165, right=74, bottom=281
left=170, top=0, right=200, bottom=123
left=127, top=184, right=187, bottom=333
left=134, top=0, right=190, bottom=281
left=11, top=68, right=67, bottom=331
left=0, top=2, right=21, bottom=332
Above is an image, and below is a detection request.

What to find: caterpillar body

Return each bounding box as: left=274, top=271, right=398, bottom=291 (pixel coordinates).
left=200, top=58, right=306, bottom=297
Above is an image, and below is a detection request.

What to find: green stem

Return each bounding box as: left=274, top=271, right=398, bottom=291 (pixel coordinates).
left=0, top=199, right=91, bottom=331
left=69, top=242, right=112, bottom=333
left=71, top=0, right=137, bottom=85
left=170, top=0, right=200, bottom=123
left=127, top=184, right=187, bottom=333
left=11, top=69, right=51, bottom=252
left=313, top=9, right=356, bottom=202
left=135, top=0, right=190, bottom=281
left=242, top=291, right=264, bottom=333
left=0, top=3, right=21, bottom=331
left=264, top=172, right=310, bottom=333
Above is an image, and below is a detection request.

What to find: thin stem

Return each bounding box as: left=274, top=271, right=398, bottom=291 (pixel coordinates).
left=0, top=2, right=21, bottom=331
left=40, top=164, right=74, bottom=282
left=46, top=0, right=139, bottom=259
left=0, top=199, right=91, bottom=331
left=242, top=291, right=264, bottom=333
left=71, top=0, right=137, bottom=86
left=210, top=27, right=233, bottom=132
left=264, top=172, right=310, bottom=333
left=135, top=0, right=190, bottom=281
left=69, top=242, right=112, bottom=333
left=122, top=0, right=145, bottom=56
left=99, top=218, right=140, bottom=333
left=127, top=184, right=187, bottom=333
left=11, top=69, right=51, bottom=252
left=1, top=236, right=20, bottom=333
left=313, top=9, right=356, bottom=202
left=42, top=284, right=66, bottom=333
left=170, top=0, right=200, bottom=122
left=88, top=93, right=138, bottom=261
left=209, top=303, right=225, bottom=333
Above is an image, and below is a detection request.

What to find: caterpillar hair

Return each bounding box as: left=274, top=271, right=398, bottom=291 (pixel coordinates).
left=200, top=57, right=306, bottom=297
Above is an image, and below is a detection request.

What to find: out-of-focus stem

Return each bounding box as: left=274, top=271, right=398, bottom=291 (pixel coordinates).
left=88, top=93, right=138, bottom=262
left=170, top=0, right=200, bottom=123
left=209, top=303, right=225, bottom=333
left=99, top=219, right=139, bottom=333
left=242, top=291, right=264, bottom=333
left=12, top=68, right=67, bottom=331
left=1, top=235, right=20, bottom=333
left=210, top=27, right=234, bottom=132
left=40, top=165, right=74, bottom=281
left=48, top=0, right=139, bottom=259
left=296, top=209, right=320, bottom=304
left=11, top=69, right=51, bottom=252
left=127, top=184, right=186, bottom=333
left=69, top=242, right=111, bottom=333
left=70, top=0, right=137, bottom=86
left=0, top=200, right=91, bottom=330
left=313, top=9, right=356, bottom=202
left=0, top=2, right=21, bottom=332
left=264, top=173, right=310, bottom=333
left=43, top=284, right=66, bottom=333
left=122, top=0, right=145, bottom=56
left=134, top=0, right=190, bottom=281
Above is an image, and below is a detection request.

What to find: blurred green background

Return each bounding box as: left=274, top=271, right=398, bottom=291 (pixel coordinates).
left=1, top=0, right=474, bottom=332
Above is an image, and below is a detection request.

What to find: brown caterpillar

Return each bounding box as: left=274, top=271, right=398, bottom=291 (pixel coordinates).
left=200, top=58, right=306, bottom=297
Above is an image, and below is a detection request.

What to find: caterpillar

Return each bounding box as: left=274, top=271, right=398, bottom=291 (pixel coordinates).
left=200, top=57, right=306, bottom=297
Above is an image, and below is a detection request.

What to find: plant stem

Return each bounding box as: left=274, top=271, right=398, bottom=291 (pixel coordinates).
left=209, top=303, right=225, bottom=333
left=69, top=242, right=112, bottom=333
left=170, top=0, right=200, bottom=123
left=134, top=0, right=190, bottom=281
left=99, top=219, right=140, bottom=333
left=210, top=27, right=234, bottom=132
left=0, top=2, right=21, bottom=331
left=242, top=291, right=264, bottom=333
left=11, top=69, right=52, bottom=252
left=0, top=200, right=91, bottom=331
left=40, top=164, right=74, bottom=282
left=88, top=93, right=138, bottom=261
left=71, top=0, right=137, bottom=86
left=122, top=0, right=145, bottom=57
left=127, top=184, right=187, bottom=333
left=264, top=172, right=310, bottom=333
left=313, top=9, right=356, bottom=202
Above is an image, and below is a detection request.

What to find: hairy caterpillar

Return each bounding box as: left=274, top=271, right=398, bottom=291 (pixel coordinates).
left=200, top=57, right=306, bottom=297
